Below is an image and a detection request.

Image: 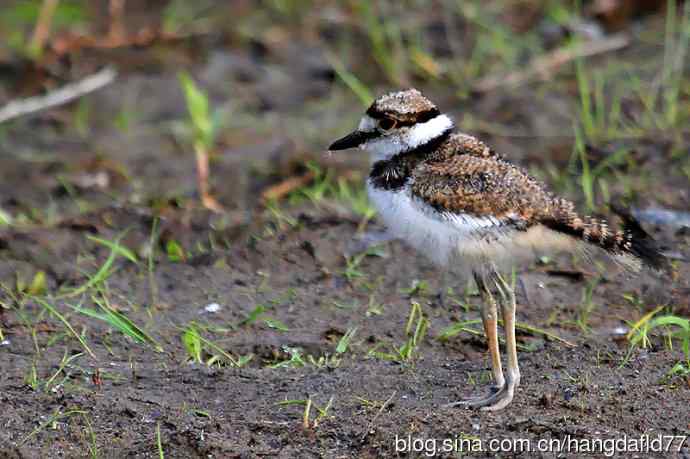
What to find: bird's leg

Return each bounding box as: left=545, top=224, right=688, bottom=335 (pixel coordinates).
left=478, top=273, right=505, bottom=391
left=437, top=269, right=451, bottom=307
left=478, top=270, right=520, bottom=411
left=444, top=272, right=505, bottom=408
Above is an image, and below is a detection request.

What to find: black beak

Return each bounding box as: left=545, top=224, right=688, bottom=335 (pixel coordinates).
left=328, top=130, right=379, bottom=151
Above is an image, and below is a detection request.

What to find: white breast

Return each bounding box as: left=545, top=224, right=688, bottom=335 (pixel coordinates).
left=367, top=181, right=511, bottom=267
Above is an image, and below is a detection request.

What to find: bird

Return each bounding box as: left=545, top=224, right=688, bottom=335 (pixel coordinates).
left=328, top=88, right=667, bottom=411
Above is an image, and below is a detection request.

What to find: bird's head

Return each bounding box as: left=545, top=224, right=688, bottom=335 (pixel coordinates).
left=329, top=88, right=454, bottom=161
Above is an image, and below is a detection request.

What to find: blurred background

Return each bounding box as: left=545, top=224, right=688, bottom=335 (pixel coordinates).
left=1, top=0, right=688, bottom=229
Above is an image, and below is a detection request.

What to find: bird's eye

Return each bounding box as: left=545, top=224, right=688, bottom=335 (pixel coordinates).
left=378, top=118, right=397, bottom=131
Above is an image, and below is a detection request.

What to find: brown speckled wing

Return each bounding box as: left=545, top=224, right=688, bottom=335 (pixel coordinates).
left=447, top=133, right=499, bottom=159
left=410, top=154, right=552, bottom=226
left=410, top=151, right=666, bottom=268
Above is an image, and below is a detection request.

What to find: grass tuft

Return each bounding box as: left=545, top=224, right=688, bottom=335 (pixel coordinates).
left=276, top=396, right=334, bottom=429
left=178, top=324, right=253, bottom=367
left=20, top=408, right=88, bottom=446
left=70, top=294, right=163, bottom=353
left=58, top=232, right=135, bottom=299
left=36, top=298, right=98, bottom=360
left=335, top=327, right=358, bottom=355
left=628, top=308, right=690, bottom=369
left=370, top=301, right=428, bottom=363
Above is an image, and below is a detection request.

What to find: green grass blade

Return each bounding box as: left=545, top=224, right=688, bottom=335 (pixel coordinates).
left=264, top=317, right=289, bottom=331
left=326, top=54, right=372, bottom=107
left=87, top=234, right=138, bottom=263
left=156, top=422, right=165, bottom=459
left=20, top=409, right=88, bottom=446
left=35, top=298, right=97, bottom=360
left=58, top=249, right=118, bottom=299
left=174, top=325, right=239, bottom=366
left=179, top=71, right=213, bottom=148
left=336, top=327, right=358, bottom=354
left=513, top=321, right=576, bottom=348
left=96, top=298, right=163, bottom=352
left=437, top=319, right=483, bottom=342
left=182, top=325, right=203, bottom=363
left=0, top=207, right=12, bottom=226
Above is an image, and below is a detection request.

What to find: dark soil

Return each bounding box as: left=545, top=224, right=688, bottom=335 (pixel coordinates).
left=1, top=2, right=689, bottom=458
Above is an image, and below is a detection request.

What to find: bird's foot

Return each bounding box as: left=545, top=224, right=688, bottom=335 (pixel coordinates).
left=444, top=380, right=516, bottom=411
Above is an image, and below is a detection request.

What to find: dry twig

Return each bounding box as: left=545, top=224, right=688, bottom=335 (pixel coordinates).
left=473, top=34, right=630, bottom=93
left=0, top=67, right=117, bottom=124
left=260, top=170, right=317, bottom=203
left=360, top=391, right=397, bottom=442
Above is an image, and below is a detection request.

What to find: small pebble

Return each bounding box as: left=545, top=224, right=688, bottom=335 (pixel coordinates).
left=203, top=303, right=222, bottom=313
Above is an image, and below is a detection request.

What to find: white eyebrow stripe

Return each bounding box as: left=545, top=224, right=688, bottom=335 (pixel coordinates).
left=361, top=113, right=454, bottom=162
left=406, top=114, right=453, bottom=149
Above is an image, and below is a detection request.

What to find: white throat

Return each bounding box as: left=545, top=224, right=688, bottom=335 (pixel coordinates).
left=361, top=114, right=454, bottom=162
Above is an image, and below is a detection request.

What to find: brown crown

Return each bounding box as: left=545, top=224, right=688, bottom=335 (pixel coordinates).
left=366, top=88, right=440, bottom=125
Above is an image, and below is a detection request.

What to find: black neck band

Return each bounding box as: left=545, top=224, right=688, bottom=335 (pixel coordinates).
left=369, top=128, right=452, bottom=191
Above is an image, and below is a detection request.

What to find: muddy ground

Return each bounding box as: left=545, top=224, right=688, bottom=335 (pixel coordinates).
left=1, top=1, right=690, bottom=458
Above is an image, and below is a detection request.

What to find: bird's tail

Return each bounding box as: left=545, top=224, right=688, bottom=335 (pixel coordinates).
left=539, top=198, right=668, bottom=272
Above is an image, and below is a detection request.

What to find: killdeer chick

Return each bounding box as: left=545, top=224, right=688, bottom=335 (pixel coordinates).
left=328, top=88, right=667, bottom=411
